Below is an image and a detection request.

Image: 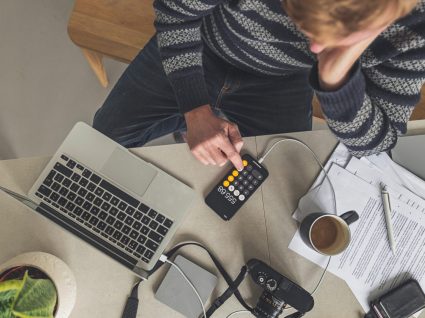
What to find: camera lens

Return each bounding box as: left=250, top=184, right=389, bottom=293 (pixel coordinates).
left=252, top=290, right=285, bottom=318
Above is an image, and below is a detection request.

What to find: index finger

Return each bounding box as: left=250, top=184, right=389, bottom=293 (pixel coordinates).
left=219, top=138, right=243, bottom=171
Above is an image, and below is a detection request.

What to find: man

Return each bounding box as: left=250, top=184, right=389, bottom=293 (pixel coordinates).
left=93, top=0, right=425, bottom=171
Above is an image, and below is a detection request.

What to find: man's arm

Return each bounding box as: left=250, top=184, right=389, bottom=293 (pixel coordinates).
left=311, top=23, right=425, bottom=157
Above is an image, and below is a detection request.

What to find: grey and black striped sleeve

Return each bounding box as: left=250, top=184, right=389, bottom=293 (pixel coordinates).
left=310, top=21, right=425, bottom=157
left=153, top=0, right=223, bottom=113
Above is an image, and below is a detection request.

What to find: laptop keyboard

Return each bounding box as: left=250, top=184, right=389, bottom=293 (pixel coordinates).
left=35, top=154, right=174, bottom=264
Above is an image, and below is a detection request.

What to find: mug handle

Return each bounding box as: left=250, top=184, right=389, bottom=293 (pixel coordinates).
left=340, top=210, right=359, bottom=225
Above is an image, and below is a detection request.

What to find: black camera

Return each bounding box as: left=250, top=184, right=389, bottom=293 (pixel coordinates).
left=247, top=259, right=314, bottom=318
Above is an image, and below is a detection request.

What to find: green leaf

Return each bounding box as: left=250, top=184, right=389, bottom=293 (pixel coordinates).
left=0, top=279, right=22, bottom=318
left=11, top=272, right=57, bottom=318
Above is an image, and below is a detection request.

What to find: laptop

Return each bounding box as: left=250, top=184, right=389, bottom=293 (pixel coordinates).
left=391, top=134, right=425, bottom=180
left=1, top=122, right=195, bottom=277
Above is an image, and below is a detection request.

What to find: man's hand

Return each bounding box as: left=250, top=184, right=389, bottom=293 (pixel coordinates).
left=317, top=26, right=388, bottom=91
left=184, top=104, right=244, bottom=170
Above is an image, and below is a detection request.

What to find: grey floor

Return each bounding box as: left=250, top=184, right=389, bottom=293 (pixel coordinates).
left=0, top=0, right=328, bottom=160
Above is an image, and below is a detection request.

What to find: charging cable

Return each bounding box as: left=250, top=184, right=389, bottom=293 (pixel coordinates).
left=160, top=255, right=207, bottom=318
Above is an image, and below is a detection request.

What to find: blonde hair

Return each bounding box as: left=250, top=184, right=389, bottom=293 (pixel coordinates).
left=282, top=0, right=419, bottom=41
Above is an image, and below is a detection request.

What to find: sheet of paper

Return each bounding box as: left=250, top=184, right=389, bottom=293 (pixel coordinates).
left=289, top=164, right=425, bottom=311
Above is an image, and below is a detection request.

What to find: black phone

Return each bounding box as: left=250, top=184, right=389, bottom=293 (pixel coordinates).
left=365, top=279, right=425, bottom=318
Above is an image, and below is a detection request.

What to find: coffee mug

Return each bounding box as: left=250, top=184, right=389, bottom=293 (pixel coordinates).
left=300, top=211, right=359, bottom=256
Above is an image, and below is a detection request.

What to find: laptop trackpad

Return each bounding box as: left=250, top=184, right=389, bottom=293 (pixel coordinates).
left=100, top=148, right=157, bottom=196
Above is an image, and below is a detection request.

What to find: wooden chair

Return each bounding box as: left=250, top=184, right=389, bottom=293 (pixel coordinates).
left=68, top=0, right=155, bottom=87
left=68, top=0, right=425, bottom=119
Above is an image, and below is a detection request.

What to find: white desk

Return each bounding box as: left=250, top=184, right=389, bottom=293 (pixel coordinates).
left=1, top=129, right=421, bottom=318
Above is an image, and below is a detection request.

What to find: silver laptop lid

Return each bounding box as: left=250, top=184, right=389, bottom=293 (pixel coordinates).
left=392, top=134, right=425, bottom=180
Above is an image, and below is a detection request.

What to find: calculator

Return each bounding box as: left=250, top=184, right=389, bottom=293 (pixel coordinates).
left=205, top=154, right=269, bottom=220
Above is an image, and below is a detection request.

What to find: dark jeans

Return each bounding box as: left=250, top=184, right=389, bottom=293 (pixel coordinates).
left=93, top=37, right=313, bottom=148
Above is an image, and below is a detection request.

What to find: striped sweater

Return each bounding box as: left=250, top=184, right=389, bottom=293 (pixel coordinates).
left=153, top=0, right=425, bottom=157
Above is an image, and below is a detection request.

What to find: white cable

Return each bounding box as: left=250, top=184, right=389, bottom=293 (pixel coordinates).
left=165, top=259, right=207, bottom=318
left=258, top=137, right=337, bottom=215
left=258, top=137, right=335, bottom=295
left=226, top=310, right=252, bottom=317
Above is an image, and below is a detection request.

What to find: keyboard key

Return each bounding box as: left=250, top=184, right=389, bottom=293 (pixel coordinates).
left=128, top=240, right=138, bottom=250
left=79, top=177, right=89, bottom=187
left=75, top=196, right=84, bottom=206
left=125, top=247, right=133, bottom=253
left=89, top=216, right=99, bottom=226
left=117, top=212, right=126, bottom=221
left=130, top=230, right=139, bottom=239
left=118, top=202, right=128, bottom=211
left=252, top=179, right=259, bottom=186
left=78, top=188, right=87, bottom=197
left=110, top=197, right=119, bottom=206
left=148, top=210, right=158, bottom=218
left=141, top=216, right=150, bottom=225
left=141, top=226, right=149, bottom=235
left=37, top=185, right=51, bottom=197
left=242, top=170, right=249, bottom=176
left=87, top=182, right=96, bottom=192
left=133, top=252, right=142, bottom=259
left=133, top=221, right=142, bottom=230
left=50, top=192, right=60, bottom=202
left=246, top=164, right=253, bottom=171
left=146, top=240, right=159, bottom=252
left=76, top=164, right=84, bottom=170
left=61, top=154, right=69, bottom=161
left=86, top=193, right=95, bottom=202
left=90, top=206, right=100, bottom=215
left=148, top=231, right=163, bottom=243
left=134, top=211, right=143, bottom=220
left=82, top=201, right=92, bottom=211
left=125, top=216, right=134, bottom=226
left=67, top=160, right=76, bottom=169
left=102, top=192, right=112, bottom=201
left=136, top=245, right=146, bottom=255
left=248, top=184, right=254, bottom=191
left=62, top=179, right=71, bottom=187
left=252, top=170, right=263, bottom=180
left=105, top=226, right=114, bottom=235
left=109, top=207, right=119, bottom=216
left=54, top=162, right=72, bottom=177
left=106, top=215, right=115, bottom=225
left=242, top=180, right=249, bottom=186
left=97, top=221, right=107, bottom=231
left=157, top=225, right=169, bottom=236
left=90, top=174, right=101, bottom=184
left=138, top=203, right=150, bottom=213
left=144, top=250, right=154, bottom=260
left=82, top=212, right=91, bottom=221
left=101, top=202, right=111, bottom=211
left=93, top=198, right=103, bottom=207
left=82, top=169, right=92, bottom=178
left=74, top=207, right=83, bottom=216
left=114, top=220, right=123, bottom=230
left=122, top=225, right=131, bottom=235
left=70, top=183, right=80, bottom=192
left=155, top=214, right=165, bottom=223
left=98, top=211, right=108, bottom=220
left=120, top=236, right=130, bottom=245
left=247, top=175, right=253, bottom=181
left=71, top=173, right=81, bottom=182
left=59, top=187, right=68, bottom=196
left=149, top=220, right=159, bottom=230
left=126, top=206, right=135, bottom=216
left=243, top=190, right=250, bottom=196
left=67, top=192, right=76, bottom=201
left=100, top=180, right=140, bottom=208
left=95, top=187, right=104, bottom=196
left=142, top=257, right=150, bottom=263
left=58, top=197, right=68, bottom=207
left=113, top=231, right=122, bottom=240
left=163, top=219, right=173, bottom=228
left=43, top=177, right=53, bottom=187
left=65, top=202, right=75, bottom=211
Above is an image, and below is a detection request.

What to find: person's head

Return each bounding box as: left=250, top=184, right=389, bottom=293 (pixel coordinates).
left=282, top=0, right=418, bottom=53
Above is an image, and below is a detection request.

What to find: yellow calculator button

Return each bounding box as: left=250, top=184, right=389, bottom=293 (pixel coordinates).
left=242, top=160, right=248, bottom=167
left=223, top=180, right=230, bottom=187
left=228, top=175, right=234, bottom=182
left=232, top=170, right=239, bottom=177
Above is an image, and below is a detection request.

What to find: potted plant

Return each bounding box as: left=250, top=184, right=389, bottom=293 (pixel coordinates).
left=0, top=252, right=76, bottom=318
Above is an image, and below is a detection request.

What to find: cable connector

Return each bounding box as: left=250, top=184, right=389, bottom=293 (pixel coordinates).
left=159, top=254, right=168, bottom=263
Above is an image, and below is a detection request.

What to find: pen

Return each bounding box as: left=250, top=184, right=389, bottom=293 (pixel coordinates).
left=381, top=184, right=396, bottom=255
